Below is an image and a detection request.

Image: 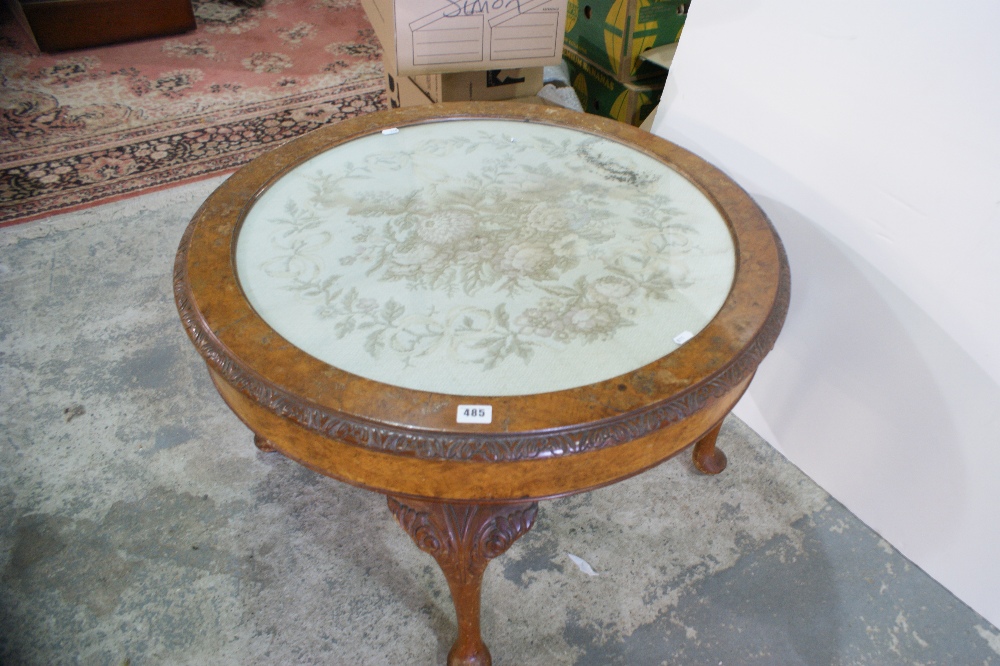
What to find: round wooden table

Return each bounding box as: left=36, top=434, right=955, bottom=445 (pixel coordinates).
left=174, top=102, right=789, bottom=666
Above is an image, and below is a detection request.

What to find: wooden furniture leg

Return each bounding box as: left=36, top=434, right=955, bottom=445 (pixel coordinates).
left=692, top=421, right=727, bottom=475
left=387, top=496, right=538, bottom=666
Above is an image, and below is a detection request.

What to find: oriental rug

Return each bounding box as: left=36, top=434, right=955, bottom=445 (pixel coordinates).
left=0, top=0, right=386, bottom=226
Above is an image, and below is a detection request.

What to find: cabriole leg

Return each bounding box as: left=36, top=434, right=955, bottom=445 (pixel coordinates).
left=387, top=496, right=538, bottom=666
left=692, top=421, right=727, bottom=474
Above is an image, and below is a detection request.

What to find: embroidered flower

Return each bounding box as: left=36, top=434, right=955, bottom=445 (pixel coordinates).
left=526, top=203, right=574, bottom=232
left=516, top=305, right=564, bottom=338
left=564, top=305, right=617, bottom=334
left=500, top=243, right=556, bottom=279
left=590, top=275, right=635, bottom=300
left=414, top=210, right=477, bottom=245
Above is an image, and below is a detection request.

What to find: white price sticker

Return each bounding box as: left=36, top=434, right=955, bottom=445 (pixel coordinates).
left=381, top=127, right=399, bottom=135
left=456, top=405, right=492, bottom=424
left=673, top=330, right=695, bottom=345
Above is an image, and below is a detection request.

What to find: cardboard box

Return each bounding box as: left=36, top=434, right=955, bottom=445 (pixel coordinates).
left=362, top=0, right=569, bottom=76
left=564, top=0, right=688, bottom=81
left=384, top=72, right=436, bottom=108
left=412, top=67, right=544, bottom=102
left=385, top=68, right=542, bottom=108
left=564, top=47, right=664, bottom=126
left=385, top=70, right=543, bottom=108
left=378, top=17, right=544, bottom=103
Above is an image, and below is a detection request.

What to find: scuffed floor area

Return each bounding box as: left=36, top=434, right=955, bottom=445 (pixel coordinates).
left=1, top=179, right=998, bottom=665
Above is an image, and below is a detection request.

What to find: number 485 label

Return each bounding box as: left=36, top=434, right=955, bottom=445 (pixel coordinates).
left=456, top=404, right=493, bottom=424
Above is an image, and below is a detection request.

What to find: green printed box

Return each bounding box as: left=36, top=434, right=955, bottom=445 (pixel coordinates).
left=565, top=47, right=664, bottom=126
left=564, top=0, right=688, bottom=81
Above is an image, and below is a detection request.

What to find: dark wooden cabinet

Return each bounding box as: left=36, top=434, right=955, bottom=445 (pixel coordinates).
left=8, top=0, right=196, bottom=52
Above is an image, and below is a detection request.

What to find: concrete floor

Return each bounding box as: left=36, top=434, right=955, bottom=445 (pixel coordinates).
left=2, top=178, right=999, bottom=665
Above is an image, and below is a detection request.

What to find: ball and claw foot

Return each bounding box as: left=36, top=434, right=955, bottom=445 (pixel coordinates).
left=253, top=433, right=277, bottom=452
left=692, top=422, right=727, bottom=475
left=448, top=640, right=492, bottom=666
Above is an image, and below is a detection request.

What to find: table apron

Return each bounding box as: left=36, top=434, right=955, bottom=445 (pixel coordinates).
left=208, top=367, right=752, bottom=502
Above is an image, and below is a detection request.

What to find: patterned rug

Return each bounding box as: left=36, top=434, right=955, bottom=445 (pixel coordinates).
left=0, top=0, right=386, bottom=226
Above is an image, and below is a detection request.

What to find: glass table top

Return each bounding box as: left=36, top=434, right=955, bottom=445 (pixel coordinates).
left=235, top=119, right=736, bottom=396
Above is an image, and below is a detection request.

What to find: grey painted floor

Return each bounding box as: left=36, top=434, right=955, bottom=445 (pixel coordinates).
left=2, top=178, right=999, bottom=665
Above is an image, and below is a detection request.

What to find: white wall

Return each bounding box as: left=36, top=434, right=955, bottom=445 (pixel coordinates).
left=651, top=0, right=1000, bottom=626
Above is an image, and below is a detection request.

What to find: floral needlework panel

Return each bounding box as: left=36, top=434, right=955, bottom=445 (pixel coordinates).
left=235, top=120, right=736, bottom=396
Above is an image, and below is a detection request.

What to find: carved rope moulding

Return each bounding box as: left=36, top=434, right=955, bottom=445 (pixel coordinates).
left=174, top=230, right=788, bottom=463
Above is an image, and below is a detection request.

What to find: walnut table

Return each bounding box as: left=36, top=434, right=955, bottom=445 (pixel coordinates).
left=174, top=102, right=789, bottom=666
